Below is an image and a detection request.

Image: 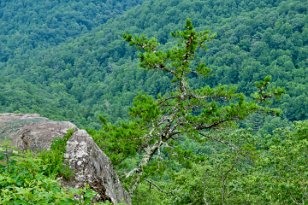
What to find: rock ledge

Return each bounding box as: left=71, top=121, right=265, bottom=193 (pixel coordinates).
left=0, top=113, right=131, bottom=204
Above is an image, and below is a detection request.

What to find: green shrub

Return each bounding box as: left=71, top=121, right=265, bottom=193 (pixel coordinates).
left=38, top=129, right=75, bottom=179
left=0, top=130, right=107, bottom=204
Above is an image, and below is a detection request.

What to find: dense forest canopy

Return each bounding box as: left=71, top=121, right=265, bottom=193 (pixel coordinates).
left=0, top=0, right=307, bottom=128
left=0, top=0, right=143, bottom=62
left=0, top=0, right=307, bottom=204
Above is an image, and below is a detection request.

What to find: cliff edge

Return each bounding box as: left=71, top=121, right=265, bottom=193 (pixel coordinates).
left=0, top=113, right=131, bottom=204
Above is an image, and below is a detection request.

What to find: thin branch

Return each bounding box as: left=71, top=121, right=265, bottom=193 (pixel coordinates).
left=145, top=179, right=174, bottom=195
left=194, top=119, right=228, bottom=130
left=158, top=96, right=178, bottom=106
left=194, top=116, right=240, bottom=131
left=156, top=63, right=177, bottom=76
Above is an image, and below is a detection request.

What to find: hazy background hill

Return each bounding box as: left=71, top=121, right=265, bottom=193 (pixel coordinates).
left=0, top=0, right=143, bottom=62
left=0, top=0, right=307, bottom=128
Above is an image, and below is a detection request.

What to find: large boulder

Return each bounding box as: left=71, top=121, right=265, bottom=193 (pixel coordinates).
left=0, top=113, right=131, bottom=204
left=0, top=113, right=76, bottom=150
left=0, top=113, right=47, bottom=142
left=65, top=130, right=131, bottom=204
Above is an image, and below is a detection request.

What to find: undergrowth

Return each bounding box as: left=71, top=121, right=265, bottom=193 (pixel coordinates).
left=0, top=130, right=110, bottom=204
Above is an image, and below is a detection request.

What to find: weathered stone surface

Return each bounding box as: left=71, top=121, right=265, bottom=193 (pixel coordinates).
left=0, top=113, right=47, bottom=141
left=0, top=113, right=131, bottom=204
left=0, top=113, right=77, bottom=150
left=15, top=120, right=77, bottom=150
left=65, top=130, right=131, bottom=205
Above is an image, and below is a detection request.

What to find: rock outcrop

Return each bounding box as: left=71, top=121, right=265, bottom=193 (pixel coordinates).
left=65, top=130, right=131, bottom=204
left=0, top=113, right=77, bottom=149
left=0, top=113, right=131, bottom=205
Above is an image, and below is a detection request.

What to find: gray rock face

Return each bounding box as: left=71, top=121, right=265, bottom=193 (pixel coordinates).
left=0, top=113, right=77, bottom=150
left=0, top=113, right=47, bottom=141
left=65, top=130, right=131, bottom=204
left=0, top=113, right=131, bottom=204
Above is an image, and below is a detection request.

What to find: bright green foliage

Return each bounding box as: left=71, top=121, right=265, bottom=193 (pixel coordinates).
left=129, top=94, right=161, bottom=122
left=90, top=120, right=147, bottom=166
left=0, top=150, right=99, bottom=204
left=0, top=0, right=306, bottom=203
left=239, top=121, right=308, bottom=204
left=132, top=122, right=307, bottom=204
left=252, top=75, right=285, bottom=104
left=131, top=128, right=256, bottom=204
left=123, top=19, right=264, bottom=131
left=0, top=128, right=121, bottom=204
left=38, top=129, right=75, bottom=179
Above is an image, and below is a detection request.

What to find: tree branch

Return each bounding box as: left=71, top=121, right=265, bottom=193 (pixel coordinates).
left=156, top=63, right=177, bottom=76
left=145, top=179, right=174, bottom=195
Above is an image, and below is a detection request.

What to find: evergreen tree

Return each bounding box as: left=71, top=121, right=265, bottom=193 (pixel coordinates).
left=120, top=19, right=283, bottom=194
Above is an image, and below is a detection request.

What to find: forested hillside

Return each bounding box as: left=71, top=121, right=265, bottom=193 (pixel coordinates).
left=1, top=0, right=306, bottom=128
left=0, top=0, right=143, bottom=62
left=0, top=0, right=307, bottom=204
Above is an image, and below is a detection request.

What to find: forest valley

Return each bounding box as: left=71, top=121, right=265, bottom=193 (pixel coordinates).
left=0, top=0, right=307, bottom=204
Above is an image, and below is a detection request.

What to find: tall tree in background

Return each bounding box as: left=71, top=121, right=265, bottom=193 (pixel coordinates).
left=119, top=19, right=283, bottom=194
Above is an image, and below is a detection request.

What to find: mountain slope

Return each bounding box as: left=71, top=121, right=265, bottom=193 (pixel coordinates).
left=1, top=0, right=307, bottom=127
left=0, top=0, right=143, bottom=62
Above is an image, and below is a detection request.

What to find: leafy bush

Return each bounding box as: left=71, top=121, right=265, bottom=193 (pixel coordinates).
left=38, top=129, right=75, bottom=179
left=0, top=151, right=98, bottom=204
left=0, top=130, right=109, bottom=204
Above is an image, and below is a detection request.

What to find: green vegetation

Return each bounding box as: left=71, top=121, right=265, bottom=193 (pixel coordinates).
left=0, top=131, right=107, bottom=204
left=91, top=20, right=306, bottom=204
left=131, top=121, right=307, bottom=204
left=0, top=0, right=306, bottom=128
left=38, top=129, right=75, bottom=179
left=0, top=0, right=307, bottom=204
left=121, top=19, right=282, bottom=193
left=0, top=0, right=142, bottom=62
left=0, top=152, right=96, bottom=204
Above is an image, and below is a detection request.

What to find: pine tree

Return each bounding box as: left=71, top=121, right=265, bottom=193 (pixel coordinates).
left=117, top=19, right=283, bottom=194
